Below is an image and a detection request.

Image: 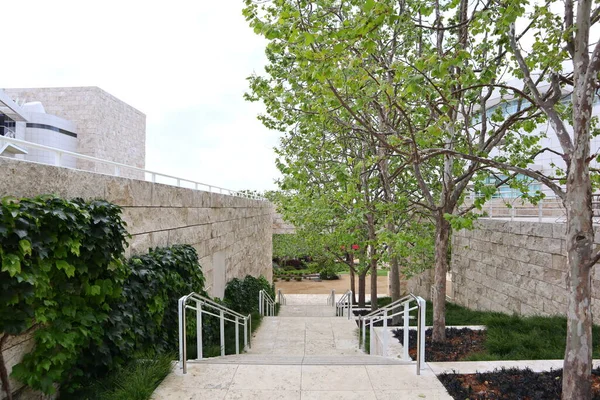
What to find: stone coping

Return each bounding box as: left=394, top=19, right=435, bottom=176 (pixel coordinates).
left=428, top=359, right=600, bottom=375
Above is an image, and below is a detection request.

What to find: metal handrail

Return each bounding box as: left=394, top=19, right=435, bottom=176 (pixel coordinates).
left=335, top=290, right=352, bottom=319
left=259, top=289, right=276, bottom=316
left=327, top=289, right=336, bottom=306
left=0, top=137, right=266, bottom=200
left=359, top=294, right=426, bottom=375
left=178, top=292, right=251, bottom=374
left=277, top=289, right=287, bottom=305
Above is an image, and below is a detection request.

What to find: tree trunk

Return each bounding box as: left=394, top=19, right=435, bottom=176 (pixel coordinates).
left=390, top=255, right=402, bottom=325
left=348, top=254, right=357, bottom=304
left=358, top=273, right=367, bottom=308
left=370, top=256, right=378, bottom=311
left=562, top=69, right=594, bottom=398
left=432, top=212, right=451, bottom=343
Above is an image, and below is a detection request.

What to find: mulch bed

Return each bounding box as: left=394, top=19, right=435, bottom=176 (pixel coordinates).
left=393, top=327, right=487, bottom=362
left=438, top=367, right=600, bottom=399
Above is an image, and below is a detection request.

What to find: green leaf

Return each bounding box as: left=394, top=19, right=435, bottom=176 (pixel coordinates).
left=55, top=260, right=76, bottom=277
left=2, top=254, right=21, bottom=276
left=19, top=239, right=32, bottom=256
left=304, top=32, right=315, bottom=45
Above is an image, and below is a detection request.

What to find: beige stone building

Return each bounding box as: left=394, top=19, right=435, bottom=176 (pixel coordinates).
left=0, top=87, right=145, bottom=178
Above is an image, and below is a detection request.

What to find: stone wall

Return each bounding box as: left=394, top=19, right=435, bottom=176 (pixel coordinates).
left=4, top=87, right=146, bottom=179
left=0, top=158, right=273, bottom=399
left=273, top=213, right=295, bottom=234
left=450, top=219, right=600, bottom=316
left=406, top=268, right=435, bottom=301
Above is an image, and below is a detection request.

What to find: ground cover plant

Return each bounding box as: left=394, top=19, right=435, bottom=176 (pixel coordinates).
left=390, top=302, right=600, bottom=361
left=394, top=328, right=486, bottom=362
left=438, top=367, right=600, bottom=399
left=62, top=353, right=174, bottom=400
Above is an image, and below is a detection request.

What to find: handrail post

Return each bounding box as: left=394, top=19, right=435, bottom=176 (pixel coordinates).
left=383, top=310, right=388, bottom=357
left=220, top=310, right=225, bottom=357
left=332, top=289, right=335, bottom=306
left=361, top=318, right=366, bottom=350
left=419, top=297, right=426, bottom=370
left=178, top=297, right=184, bottom=370
left=179, top=297, right=187, bottom=374
left=348, top=291, right=353, bottom=320
left=403, top=302, right=409, bottom=361
left=244, top=316, right=249, bottom=349
left=235, top=316, right=240, bottom=355
left=369, top=317, right=375, bottom=355
left=197, top=300, right=203, bottom=360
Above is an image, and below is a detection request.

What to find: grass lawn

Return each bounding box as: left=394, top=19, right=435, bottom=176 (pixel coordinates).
left=365, top=298, right=600, bottom=360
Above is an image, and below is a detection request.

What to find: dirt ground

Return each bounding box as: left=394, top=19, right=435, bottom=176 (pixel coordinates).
left=275, top=273, right=389, bottom=295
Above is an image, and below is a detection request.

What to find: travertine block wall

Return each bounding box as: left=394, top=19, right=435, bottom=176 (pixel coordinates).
left=450, top=219, right=600, bottom=316
left=0, top=158, right=273, bottom=294
left=406, top=268, right=434, bottom=300
left=0, top=158, right=273, bottom=399
left=4, top=87, right=146, bottom=179
left=273, top=212, right=295, bottom=234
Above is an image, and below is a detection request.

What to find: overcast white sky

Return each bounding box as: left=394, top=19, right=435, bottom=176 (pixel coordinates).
left=0, top=1, right=281, bottom=192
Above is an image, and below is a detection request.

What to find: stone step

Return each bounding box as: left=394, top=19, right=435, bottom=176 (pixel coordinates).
left=187, top=354, right=411, bottom=365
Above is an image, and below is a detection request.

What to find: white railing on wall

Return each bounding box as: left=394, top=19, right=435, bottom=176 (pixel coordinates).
left=0, top=137, right=266, bottom=201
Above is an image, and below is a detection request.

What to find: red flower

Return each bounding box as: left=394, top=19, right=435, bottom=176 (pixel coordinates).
left=351, top=244, right=359, bottom=250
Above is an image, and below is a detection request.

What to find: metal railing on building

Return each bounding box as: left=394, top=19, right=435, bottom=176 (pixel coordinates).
left=0, top=137, right=266, bottom=201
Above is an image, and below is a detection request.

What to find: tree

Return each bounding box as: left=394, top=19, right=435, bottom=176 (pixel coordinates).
left=243, top=0, right=538, bottom=343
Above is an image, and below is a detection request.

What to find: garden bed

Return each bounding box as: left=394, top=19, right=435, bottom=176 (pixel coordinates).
left=438, top=367, right=600, bottom=399
left=393, top=327, right=486, bottom=362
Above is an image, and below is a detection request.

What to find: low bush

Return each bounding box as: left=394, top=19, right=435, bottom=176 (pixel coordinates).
left=72, top=245, right=207, bottom=390
left=224, top=275, right=275, bottom=314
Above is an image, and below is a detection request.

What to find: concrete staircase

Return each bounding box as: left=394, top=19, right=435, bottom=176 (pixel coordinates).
left=152, top=294, right=451, bottom=400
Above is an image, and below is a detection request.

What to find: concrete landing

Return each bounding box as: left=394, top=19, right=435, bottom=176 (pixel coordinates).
left=152, top=363, right=452, bottom=400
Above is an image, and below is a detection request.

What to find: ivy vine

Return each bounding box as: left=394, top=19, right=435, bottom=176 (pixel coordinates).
left=0, top=196, right=129, bottom=396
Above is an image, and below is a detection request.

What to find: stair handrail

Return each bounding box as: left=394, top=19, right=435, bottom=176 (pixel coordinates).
left=359, top=294, right=426, bottom=375
left=277, top=289, right=287, bottom=305
left=327, top=289, right=336, bottom=306
left=335, top=290, right=353, bottom=319
left=259, top=289, right=276, bottom=316
left=362, top=293, right=416, bottom=318
left=178, top=292, right=251, bottom=374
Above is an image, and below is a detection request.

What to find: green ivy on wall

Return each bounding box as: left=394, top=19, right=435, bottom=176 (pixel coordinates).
left=0, top=196, right=129, bottom=395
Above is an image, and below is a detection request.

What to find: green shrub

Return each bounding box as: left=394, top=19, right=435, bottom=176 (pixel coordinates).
left=0, top=196, right=129, bottom=395
left=73, top=244, right=206, bottom=389
left=224, top=275, right=274, bottom=314
left=319, top=262, right=340, bottom=280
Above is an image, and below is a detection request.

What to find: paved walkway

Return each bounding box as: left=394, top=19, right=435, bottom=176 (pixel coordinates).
left=152, top=294, right=451, bottom=400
